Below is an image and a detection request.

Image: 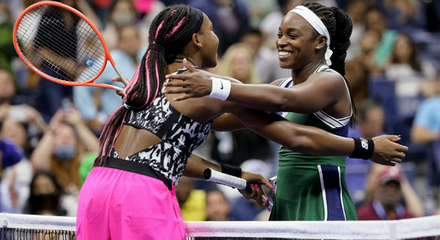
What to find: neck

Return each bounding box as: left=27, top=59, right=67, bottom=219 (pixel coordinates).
left=168, top=57, right=198, bottom=73
left=291, top=59, right=325, bottom=85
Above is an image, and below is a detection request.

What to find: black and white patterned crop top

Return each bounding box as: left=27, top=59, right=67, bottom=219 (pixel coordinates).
left=110, top=68, right=212, bottom=186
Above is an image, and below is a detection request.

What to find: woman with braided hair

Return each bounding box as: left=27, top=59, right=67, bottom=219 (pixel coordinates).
left=76, top=4, right=407, bottom=239
left=76, top=5, right=275, bottom=240
left=164, top=2, right=407, bottom=222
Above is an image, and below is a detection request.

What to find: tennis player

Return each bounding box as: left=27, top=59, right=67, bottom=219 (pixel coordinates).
left=77, top=4, right=407, bottom=240
left=162, top=2, right=408, bottom=223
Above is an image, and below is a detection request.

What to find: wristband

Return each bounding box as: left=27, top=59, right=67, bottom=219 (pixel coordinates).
left=209, top=77, right=231, bottom=101
left=220, top=164, right=242, bottom=178
left=349, top=137, right=374, bottom=160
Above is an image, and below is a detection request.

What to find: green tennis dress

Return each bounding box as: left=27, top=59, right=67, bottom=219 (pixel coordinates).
left=269, top=66, right=358, bottom=222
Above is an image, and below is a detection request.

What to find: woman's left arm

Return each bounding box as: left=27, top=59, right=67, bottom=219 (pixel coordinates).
left=165, top=62, right=343, bottom=113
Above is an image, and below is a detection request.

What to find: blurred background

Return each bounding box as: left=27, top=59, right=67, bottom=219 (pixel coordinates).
left=0, top=0, right=439, bottom=222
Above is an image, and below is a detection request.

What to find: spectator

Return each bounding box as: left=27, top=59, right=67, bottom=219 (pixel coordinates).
left=176, top=176, right=206, bottom=221
left=0, top=3, right=17, bottom=77
left=241, top=0, right=278, bottom=28
left=345, top=30, right=380, bottom=104
left=218, top=44, right=260, bottom=85
left=189, top=0, right=249, bottom=56
left=205, top=190, right=231, bottom=221
left=101, top=0, right=163, bottom=49
left=357, top=165, right=423, bottom=220
left=0, top=69, right=47, bottom=134
left=133, top=0, right=166, bottom=47
left=0, top=118, right=24, bottom=213
left=411, top=75, right=440, bottom=146
left=75, top=25, right=144, bottom=132
left=23, top=171, right=67, bottom=216
left=364, top=7, right=398, bottom=69
left=210, top=44, right=273, bottom=167
left=0, top=70, right=18, bottom=105
left=0, top=120, right=33, bottom=213
left=345, top=100, right=384, bottom=205
left=411, top=75, right=440, bottom=213
left=30, top=106, right=99, bottom=214
left=84, top=0, right=114, bottom=27
left=385, top=34, right=436, bottom=97
left=382, top=0, right=426, bottom=33
left=345, top=0, right=368, bottom=54
left=239, top=28, right=290, bottom=84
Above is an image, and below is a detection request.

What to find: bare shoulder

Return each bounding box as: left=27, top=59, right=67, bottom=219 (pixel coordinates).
left=304, top=71, right=349, bottom=104
left=307, top=71, right=346, bottom=88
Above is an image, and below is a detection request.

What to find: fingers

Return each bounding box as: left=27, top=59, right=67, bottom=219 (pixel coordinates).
left=393, top=151, right=405, bottom=161
left=164, top=81, right=190, bottom=89
left=112, top=77, right=131, bottom=86
left=259, top=176, right=274, bottom=191
left=183, top=58, right=197, bottom=73
left=164, top=74, right=190, bottom=81
left=116, top=90, right=124, bottom=97
left=395, top=143, right=409, bottom=152
left=250, top=184, right=269, bottom=207
left=388, top=134, right=402, bottom=142
left=385, top=161, right=396, bottom=166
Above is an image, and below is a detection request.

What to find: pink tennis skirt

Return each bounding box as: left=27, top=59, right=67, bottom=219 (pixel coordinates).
left=76, top=167, right=185, bottom=240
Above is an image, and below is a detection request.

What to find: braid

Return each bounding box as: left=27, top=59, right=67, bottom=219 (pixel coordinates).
left=302, top=2, right=352, bottom=76
left=302, top=2, right=357, bottom=127
left=94, top=4, right=195, bottom=166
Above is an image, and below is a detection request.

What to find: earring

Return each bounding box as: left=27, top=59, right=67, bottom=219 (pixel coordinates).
left=316, top=46, right=322, bottom=50
left=198, top=44, right=202, bottom=49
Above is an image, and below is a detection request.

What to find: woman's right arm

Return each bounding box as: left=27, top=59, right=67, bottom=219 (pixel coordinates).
left=224, top=103, right=407, bottom=165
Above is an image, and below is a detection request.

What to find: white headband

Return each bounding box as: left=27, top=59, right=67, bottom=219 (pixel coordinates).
left=289, top=5, right=333, bottom=65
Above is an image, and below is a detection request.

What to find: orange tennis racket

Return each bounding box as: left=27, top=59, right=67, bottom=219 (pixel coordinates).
left=13, top=1, right=128, bottom=91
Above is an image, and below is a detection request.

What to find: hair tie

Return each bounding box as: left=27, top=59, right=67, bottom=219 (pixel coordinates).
left=123, top=103, right=131, bottom=109
left=148, top=43, right=166, bottom=53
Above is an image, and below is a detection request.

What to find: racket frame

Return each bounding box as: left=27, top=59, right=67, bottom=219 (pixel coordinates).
left=13, top=0, right=127, bottom=91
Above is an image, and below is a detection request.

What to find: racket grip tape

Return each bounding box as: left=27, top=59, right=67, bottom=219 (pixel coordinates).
left=203, top=168, right=273, bottom=210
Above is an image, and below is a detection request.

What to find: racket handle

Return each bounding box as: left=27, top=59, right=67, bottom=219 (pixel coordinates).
left=114, top=66, right=129, bottom=86
left=114, top=86, right=124, bottom=91
left=203, top=168, right=247, bottom=190
left=203, top=168, right=273, bottom=210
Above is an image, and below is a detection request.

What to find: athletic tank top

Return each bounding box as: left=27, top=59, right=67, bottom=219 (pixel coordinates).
left=111, top=68, right=212, bottom=186
left=278, top=65, right=352, bottom=167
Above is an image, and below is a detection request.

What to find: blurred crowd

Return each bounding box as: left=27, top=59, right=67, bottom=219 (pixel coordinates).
left=0, top=0, right=439, bottom=224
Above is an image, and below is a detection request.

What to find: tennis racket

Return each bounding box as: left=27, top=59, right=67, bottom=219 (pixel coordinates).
left=204, top=168, right=273, bottom=210
left=13, top=1, right=128, bottom=91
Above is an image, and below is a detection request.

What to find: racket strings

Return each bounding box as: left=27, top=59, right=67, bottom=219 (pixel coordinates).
left=16, top=5, right=105, bottom=83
